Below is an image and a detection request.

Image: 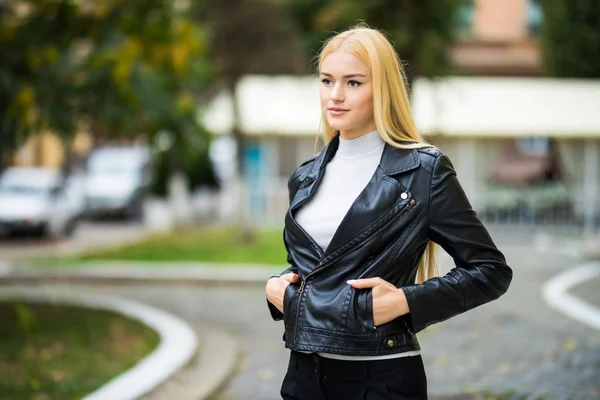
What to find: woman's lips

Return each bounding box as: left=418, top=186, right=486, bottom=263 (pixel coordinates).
left=328, top=108, right=349, bottom=116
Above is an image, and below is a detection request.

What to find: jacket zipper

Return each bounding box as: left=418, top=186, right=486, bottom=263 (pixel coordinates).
left=403, top=198, right=415, bottom=212
left=293, top=279, right=306, bottom=342
left=292, top=197, right=416, bottom=343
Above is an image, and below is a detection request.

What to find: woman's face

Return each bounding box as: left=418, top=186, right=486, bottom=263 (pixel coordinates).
left=320, top=50, right=376, bottom=140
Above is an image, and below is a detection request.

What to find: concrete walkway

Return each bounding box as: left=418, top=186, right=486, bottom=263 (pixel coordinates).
left=211, top=246, right=600, bottom=400
left=571, top=272, right=600, bottom=309
left=2, top=224, right=599, bottom=400
left=0, top=221, right=148, bottom=262
left=3, top=245, right=599, bottom=400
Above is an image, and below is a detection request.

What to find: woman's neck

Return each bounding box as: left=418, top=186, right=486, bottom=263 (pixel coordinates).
left=339, top=123, right=378, bottom=140
left=336, top=129, right=384, bottom=159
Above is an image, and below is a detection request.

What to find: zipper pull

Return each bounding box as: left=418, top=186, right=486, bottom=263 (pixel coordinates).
left=298, top=280, right=306, bottom=294
left=405, top=199, right=415, bottom=211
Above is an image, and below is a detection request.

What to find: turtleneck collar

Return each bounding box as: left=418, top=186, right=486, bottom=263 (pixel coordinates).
left=336, top=129, right=385, bottom=159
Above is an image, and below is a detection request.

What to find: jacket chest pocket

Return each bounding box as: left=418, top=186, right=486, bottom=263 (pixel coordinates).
left=375, top=194, right=423, bottom=255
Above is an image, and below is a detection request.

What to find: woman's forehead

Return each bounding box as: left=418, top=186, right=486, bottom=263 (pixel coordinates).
left=320, top=50, right=370, bottom=77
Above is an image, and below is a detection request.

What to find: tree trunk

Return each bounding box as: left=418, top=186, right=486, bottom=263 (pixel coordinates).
left=167, top=144, right=193, bottom=230
left=227, top=76, right=256, bottom=243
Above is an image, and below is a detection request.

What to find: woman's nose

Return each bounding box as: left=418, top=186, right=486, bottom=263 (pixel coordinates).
left=330, top=84, right=344, bottom=102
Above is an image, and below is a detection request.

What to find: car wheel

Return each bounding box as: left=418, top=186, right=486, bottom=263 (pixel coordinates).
left=36, top=223, right=49, bottom=238
left=62, top=218, right=79, bottom=237
left=126, top=195, right=143, bottom=222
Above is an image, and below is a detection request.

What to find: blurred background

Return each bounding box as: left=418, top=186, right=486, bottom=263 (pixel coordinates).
left=1, top=0, right=599, bottom=240
left=1, top=0, right=600, bottom=399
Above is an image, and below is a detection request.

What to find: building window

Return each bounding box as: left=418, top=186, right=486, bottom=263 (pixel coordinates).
left=528, top=0, right=543, bottom=37
left=457, top=0, right=474, bottom=39
left=517, top=137, right=549, bottom=156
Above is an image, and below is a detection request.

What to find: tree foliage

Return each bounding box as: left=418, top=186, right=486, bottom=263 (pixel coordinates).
left=289, top=0, right=465, bottom=85
left=191, top=0, right=308, bottom=172
left=0, top=0, right=215, bottom=181
left=540, top=0, right=600, bottom=77
left=192, top=0, right=308, bottom=162
left=195, top=0, right=308, bottom=78
left=190, top=0, right=310, bottom=236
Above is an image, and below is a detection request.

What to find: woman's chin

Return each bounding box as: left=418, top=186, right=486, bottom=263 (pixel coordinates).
left=327, top=121, right=349, bottom=132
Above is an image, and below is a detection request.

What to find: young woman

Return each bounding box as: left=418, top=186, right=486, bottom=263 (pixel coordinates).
left=265, top=25, right=512, bottom=400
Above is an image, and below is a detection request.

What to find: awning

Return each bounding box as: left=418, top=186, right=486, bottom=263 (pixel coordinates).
left=412, top=77, right=600, bottom=138
left=201, top=75, right=600, bottom=138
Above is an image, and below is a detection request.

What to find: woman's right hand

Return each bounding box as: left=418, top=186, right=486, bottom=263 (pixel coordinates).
left=266, top=273, right=299, bottom=313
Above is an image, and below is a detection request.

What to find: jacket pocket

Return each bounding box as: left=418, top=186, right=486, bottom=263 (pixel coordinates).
left=355, top=288, right=375, bottom=331
left=283, top=282, right=300, bottom=329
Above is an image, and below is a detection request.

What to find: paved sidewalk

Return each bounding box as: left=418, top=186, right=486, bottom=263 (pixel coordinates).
left=3, top=227, right=599, bottom=399
left=0, top=221, right=148, bottom=262
left=6, top=246, right=599, bottom=400
left=570, top=273, right=600, bottom=309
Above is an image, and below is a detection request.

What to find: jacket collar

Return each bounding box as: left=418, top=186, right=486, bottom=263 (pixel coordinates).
left=306, top=134, right=420, bottom=178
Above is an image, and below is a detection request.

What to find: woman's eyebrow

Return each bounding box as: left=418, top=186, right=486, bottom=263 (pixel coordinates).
left=320, top=72, right=366, bottom=79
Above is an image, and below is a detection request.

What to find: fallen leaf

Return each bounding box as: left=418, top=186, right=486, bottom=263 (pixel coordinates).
left=496, top=363, right=511, bottom=373
left=563, top=337, right=578, bottom=351
left=258, top=368, right=273, bottom=381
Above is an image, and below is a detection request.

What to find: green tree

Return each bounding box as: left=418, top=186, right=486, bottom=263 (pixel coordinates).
left=0, top=1, right=82, bottom=166
left=289, top=0, right=464, bottom=86
left=194, top=0, right=308, bottom=164
left=0, top=0, right=217, bottom=191
left=540, top=0, right=600, bottom=77
left=192, top=0, right=308, bottom=239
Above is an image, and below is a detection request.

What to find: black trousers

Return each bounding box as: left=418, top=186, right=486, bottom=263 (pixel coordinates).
left=280, top=351, right=428, bottom=400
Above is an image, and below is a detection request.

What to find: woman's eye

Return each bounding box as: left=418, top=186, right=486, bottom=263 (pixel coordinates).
left=348, top=80, right=362, bottom=87
left=321, top=78, right=332, bottom=85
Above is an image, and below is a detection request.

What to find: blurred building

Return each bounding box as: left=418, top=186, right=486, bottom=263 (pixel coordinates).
left=203, top=0, right=599, bottom=232
left=10, top=131, right=92, bottom=170
left=427, top=0, right=599, bottom=232
left=452, top=0, right=542, bottom=76
left=412, top=77, right=600, bottom=233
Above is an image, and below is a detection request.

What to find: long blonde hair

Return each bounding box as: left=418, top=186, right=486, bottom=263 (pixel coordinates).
left=317, top=25, right=438, bottom=284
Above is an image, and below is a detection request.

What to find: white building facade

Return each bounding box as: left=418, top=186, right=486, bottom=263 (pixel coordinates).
left=201, top=75, right=600, bottom=234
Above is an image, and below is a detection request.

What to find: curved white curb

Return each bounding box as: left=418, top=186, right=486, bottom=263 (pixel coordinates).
left=541, top=262, right=600, bottom=330
left=0, top=288, right=198, bottom=400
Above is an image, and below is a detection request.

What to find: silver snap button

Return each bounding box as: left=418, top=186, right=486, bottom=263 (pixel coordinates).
left=400, top=192, right=408, bottom=200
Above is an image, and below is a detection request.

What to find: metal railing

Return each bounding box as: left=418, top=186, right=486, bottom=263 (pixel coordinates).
left=209, top=179, right=600, bottom=237
left=479, top=183, right=600, bottom=236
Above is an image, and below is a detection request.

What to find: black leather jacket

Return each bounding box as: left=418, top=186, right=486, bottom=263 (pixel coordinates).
left=267, top=136, right=512, bottom=356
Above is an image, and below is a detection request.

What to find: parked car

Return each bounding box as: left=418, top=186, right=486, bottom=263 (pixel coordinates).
left=0, top=167, right=82, bottom=237
left=83, top=146, right=150, bottom=221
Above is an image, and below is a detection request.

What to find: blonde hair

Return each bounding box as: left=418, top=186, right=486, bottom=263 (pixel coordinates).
left=317, top=24, right=438, bottom=284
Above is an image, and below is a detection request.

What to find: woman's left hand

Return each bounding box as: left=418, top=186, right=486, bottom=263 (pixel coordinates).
left=347, top=278, right=410, bottom=327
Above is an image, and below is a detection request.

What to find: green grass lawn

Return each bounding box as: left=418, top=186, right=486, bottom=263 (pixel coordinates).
left=45, top=226, right=288, bottom=266
left=0, top=302, right=160, bottom=400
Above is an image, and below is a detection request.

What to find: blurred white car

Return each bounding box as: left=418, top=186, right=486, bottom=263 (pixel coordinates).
left=84, top=146, right=150, bottom=220
left=0, top=167, right=83, bottom=237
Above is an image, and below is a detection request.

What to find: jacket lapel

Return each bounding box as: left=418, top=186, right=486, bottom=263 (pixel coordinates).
left=323, top=144, right=420, bottom=257
left=287, top=136, right=422, bottom=260
left=286, top=138, right=338, bottom=256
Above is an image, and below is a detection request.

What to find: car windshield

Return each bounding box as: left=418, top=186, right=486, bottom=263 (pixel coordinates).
left=89, top=165, right=139, bottom=176
left=0, top=183, right=49, bottom=196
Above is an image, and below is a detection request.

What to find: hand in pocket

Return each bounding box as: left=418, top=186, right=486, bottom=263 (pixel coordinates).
left=347, top=277, right=409, bottom=326
left=266, top=273, right=299, bottom=313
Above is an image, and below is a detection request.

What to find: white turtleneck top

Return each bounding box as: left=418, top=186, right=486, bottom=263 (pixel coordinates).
left=296, top=129, right=385, bottom=251
left=295, top=129, right=421, bottom=361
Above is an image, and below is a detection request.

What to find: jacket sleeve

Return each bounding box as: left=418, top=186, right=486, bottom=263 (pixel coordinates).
left=402, top=154, right=513, bottom=333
